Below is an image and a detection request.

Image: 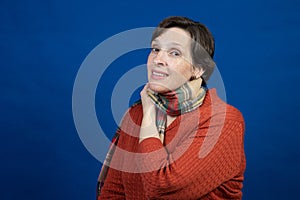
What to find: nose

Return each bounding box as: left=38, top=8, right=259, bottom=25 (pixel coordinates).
left=153, top=50, right=167, bottom=67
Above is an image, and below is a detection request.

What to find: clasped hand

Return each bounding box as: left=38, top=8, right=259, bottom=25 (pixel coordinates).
left=139, top=83, right=162, bottom=143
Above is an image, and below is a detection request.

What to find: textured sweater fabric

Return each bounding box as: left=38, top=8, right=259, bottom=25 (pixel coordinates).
left=99, top=88, right=246, bottom=200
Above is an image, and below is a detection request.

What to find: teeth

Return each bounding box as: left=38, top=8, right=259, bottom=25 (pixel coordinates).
left=153, top=71, right=167, bottom=77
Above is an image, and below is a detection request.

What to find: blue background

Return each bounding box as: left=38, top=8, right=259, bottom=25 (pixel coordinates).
left=1, top=0, right=299, bottom=199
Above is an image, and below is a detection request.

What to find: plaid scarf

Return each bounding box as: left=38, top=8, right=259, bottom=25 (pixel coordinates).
left=147, top=80, right=207, bottom=135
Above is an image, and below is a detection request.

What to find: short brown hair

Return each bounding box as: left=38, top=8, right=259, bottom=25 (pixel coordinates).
left=152, top=16, right=216, bottom=82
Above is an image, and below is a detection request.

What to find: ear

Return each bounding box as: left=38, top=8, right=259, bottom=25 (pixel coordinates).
left=192, top=66, right=205, bottom=79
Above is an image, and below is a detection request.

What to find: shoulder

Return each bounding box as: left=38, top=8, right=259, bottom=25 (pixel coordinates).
left=200, top=88, right=244, bottom=125
left=128, top=99, right=143, bottom=118
left=199, top=89, right=245, bottom=147
left=118, top=100, right=143, bottom=133
left=225, top=103, right=244, bottom=124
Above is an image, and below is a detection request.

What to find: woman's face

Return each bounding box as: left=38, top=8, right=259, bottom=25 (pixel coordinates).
left=147, top=27, right=197, bottom=93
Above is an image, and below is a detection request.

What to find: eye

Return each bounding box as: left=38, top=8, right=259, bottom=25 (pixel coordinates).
left=169, top=50, right=181, bottom=57
left=151, top=47, right=160, bottom=53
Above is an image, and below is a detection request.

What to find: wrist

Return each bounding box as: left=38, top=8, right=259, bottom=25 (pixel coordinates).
left=139, top=119, right=160, bottom=143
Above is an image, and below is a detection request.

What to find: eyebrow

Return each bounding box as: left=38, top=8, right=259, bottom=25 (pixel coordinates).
left=151, top=40, right=184, bottom=48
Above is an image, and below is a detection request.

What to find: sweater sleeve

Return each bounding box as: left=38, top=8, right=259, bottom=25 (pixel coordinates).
left=98, top=167, right=125, bottom=199
left=137, top=115, right=245, bottom=199
left=98, top=103, right=142, bottom=199
left=98, top=132, right=126, bottom=199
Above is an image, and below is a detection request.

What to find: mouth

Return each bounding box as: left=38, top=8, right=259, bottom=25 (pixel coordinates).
left=151, top=70, right=169, bottom=80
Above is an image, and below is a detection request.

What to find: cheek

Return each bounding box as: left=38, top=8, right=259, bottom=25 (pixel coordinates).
left=147, top=52, right=154, bottom=64
left=147, top=54, right=153, bottom=69
left=146, top=56, right=151, bottom=72
left=182, top=68, right=192, bottom=79
left=172, top=62, right=193, bottom=79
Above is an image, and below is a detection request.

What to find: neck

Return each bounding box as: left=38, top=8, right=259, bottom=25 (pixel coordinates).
left=187, top=77, right=203, bottom=99
left=167, top=115, right=176, bottom=126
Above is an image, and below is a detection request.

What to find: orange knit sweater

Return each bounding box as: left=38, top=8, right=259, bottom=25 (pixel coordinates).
left=99, top=88, right=246, bottom=199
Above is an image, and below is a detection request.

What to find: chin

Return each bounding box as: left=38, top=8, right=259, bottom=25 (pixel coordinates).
left=149, top=82, right=170, bottom=94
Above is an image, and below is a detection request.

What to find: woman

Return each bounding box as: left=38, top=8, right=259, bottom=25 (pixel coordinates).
left=97, top=16, right=246, bottom=199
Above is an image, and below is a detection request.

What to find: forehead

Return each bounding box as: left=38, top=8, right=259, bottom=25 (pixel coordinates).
left=152, top=27, right=192, bottom=47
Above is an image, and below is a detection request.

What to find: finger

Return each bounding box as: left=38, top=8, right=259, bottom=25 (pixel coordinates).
left=140, top=83, right=149, bottom=96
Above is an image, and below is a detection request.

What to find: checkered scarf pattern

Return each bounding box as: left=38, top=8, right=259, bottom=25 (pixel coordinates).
left=147, top=82, right=207, bottom=135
